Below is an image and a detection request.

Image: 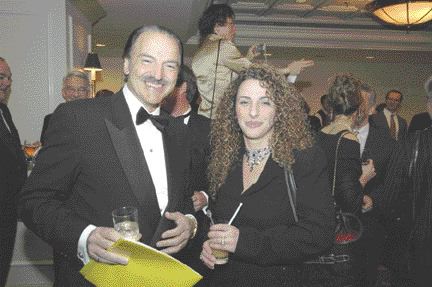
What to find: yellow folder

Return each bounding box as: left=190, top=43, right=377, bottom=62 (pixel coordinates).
left=80, top=239, right=202, bottom=287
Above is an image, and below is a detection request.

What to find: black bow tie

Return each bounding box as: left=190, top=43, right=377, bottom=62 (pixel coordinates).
left=136, top=107, right=168, bottom=132
left=177, top=110, right=191, bottom=121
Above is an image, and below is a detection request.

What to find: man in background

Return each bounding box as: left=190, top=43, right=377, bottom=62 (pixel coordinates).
left=162, top=64, right=210, bottom=212
left=40, top=70, right=91, bottom=144
left=0, top=57, right=27, bottom=287
left=408, top=76, right=432, bottom=133
left=371, top=90, right=407, bottom=141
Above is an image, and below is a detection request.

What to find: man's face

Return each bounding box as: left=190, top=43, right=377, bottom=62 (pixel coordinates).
left=62, top=76, right=90, bottom=102
left=123, top=31, right=180, bottom=112
left=385, top=91, right=402, bottom=113
left=0, top=60, right=12, bottom=103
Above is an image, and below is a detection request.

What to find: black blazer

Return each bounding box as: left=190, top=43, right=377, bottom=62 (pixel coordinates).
left=202, top=145, right=335, bottom=287
left=362, top=121, right=399, bottom=214
left=18, top=92, right=194, bottom=286
left=40, top=113, right=52, bottom=145
left=408, top=112, right=432, bottom=134
left=371, top=110, right=407, bottom=141
left=187, top=111, right=210, bottom=191
left=0, top=103, right=26, bottom=284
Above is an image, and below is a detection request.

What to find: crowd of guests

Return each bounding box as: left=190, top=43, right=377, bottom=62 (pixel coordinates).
left=1, top=3, right=432, bottom=287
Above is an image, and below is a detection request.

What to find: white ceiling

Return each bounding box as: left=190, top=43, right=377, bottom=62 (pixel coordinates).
left=91, top=0, right=432, bottom=61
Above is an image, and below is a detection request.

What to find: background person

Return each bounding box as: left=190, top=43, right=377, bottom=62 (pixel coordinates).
left=40, top=70, right=91, bottom=144
left=192, top=4, right=314, bottom=119
left=199, top=64, right=334, bottom=286
left=0, top=57, right=27, bottom=287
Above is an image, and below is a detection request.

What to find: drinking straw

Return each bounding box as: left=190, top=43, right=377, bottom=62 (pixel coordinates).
left=228, top=203, right=243, bottom=225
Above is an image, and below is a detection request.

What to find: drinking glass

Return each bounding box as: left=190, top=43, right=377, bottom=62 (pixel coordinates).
left=23, top=140, right=41, bottom=170
left=112, top=206, right=140, bottom=241
left=211, top=219, right=229, bottom=265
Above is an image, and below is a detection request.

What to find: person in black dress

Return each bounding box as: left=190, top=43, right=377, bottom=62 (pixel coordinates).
left=198, top=64, right=335, bottom=286
left=314, top=74, right=376, bottom=286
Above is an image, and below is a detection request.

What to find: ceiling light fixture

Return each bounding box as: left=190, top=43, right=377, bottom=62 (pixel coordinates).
left=367, top=0, right=432, bottom=27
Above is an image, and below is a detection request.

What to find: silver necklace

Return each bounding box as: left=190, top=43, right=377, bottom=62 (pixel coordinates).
left=245, top=147, right=271, bottom=171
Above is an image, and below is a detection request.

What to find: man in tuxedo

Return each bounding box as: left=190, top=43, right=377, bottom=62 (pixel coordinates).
left=162, top=64, right=210, bottom=212
left=19, top=26, right=198, bottom=286
left=408, top=76, right=432, bottom=133
left=353, top=83, right=401, bottom=286
left=0, top=57, right=27, bottom=286
left=371, top=89, right=407, bottom=141
left=40, top=70, right=91, bottom=144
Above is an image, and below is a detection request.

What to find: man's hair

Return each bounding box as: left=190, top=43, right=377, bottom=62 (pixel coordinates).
left=63, top=70, right=90, bottom=88
left=175, top=65, right=199, bottom=105
left=360, top=82, right=376, bottom=109
left=0, top=57, right=5, bottom=61
left=122, top=25, right=183, bottom=63
left=198, top=4, right=235, bottom=45
left=327, top=73, right=363, bottom=116
left=424, top=76, right=432, bottom=99
left=385, top=89, right=403, bottom=103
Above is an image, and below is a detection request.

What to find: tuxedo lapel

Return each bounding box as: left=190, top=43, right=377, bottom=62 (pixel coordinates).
left=150, top=117, right=189, bottom=245
left=104, top=93, right=161, bottom=227
left=0, top=104, right=24, bottom=160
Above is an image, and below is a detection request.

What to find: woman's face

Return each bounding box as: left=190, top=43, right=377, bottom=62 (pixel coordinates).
left=214, top=17, right=236, bottom=42
left=235, top=79, right=276, bottom=147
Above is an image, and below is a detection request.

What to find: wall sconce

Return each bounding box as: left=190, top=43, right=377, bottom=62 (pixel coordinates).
left=367, top=0, right=432, bottom=27
left=83, top=52, right=102, bottom=97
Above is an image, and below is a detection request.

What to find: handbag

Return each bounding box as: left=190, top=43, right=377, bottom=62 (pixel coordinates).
left=284, top=131, right=363, bottom=285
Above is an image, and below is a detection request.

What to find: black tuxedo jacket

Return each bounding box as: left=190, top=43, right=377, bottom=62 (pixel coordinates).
left=408, top=112, right=432, bottom=134
left=187, top=111, right=210, bottom=191
left=362, top=121, right=399, bottom=214
left=370, top=110, right=407, bottom=141
left=40, top=113, right=52, bottom=145
left=19, top=92, right=194, bottom=286
left=0, top=103, right=26, bottom=285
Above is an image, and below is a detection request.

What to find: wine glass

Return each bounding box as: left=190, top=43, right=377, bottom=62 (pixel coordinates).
left=23, top=140, right=41, bottom=170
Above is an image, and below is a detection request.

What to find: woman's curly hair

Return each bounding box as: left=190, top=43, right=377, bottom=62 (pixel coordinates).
left=198, top=4, right=235, bottom=45
left=327, top=73, right=362, bottom=116
left=208, top=64, right=313, bottom=196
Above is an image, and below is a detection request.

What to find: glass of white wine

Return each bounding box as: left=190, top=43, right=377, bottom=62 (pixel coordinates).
left=112, top=206, right=140, bottom=241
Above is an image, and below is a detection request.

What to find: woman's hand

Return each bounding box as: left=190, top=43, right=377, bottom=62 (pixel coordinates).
left=200, top=240, right=217, bottom=269
left=246, top=44, right=260, bottom=60
left=207, top=223, right=239, bottom=253
left=286, top=59, right=314, bottom=75
left=360, top=159, right=376, bottom=187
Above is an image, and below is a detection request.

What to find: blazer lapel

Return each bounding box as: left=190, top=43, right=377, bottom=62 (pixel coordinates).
left=150, top=117, right=189, bottom=245
left=105, top=93, right=161, bottom=228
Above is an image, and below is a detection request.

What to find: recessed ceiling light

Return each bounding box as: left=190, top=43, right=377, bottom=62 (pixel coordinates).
left=366, top=56, right=375, bottom=59
left=95, top=43, right=106, bottom=47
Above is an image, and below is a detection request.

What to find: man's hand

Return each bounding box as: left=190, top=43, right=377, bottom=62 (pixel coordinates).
left=87, top=227, right=128, bottom=265
left=156, top=212, right=194, bottom=254
left=362, top=195, right=373, bottom=212
left=246, top=44, right=260, bottom=60
left=192, top=191, right=208, bottom=212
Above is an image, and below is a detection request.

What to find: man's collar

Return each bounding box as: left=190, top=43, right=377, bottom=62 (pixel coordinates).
left=123, top=84, right=160, bottom=117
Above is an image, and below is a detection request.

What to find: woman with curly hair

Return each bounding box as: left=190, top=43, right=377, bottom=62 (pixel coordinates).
left=198, top=64, right=334, bottom=286
left=192, top=4, right=314, bottom=119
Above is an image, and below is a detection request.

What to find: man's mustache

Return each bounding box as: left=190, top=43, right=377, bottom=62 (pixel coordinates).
left=141, top=75, right=169, bottom=86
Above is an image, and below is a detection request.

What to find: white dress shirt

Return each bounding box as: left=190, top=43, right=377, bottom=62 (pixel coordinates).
left=77, top=85, right=169, bottom=264
left=355, top=123, right=369, bottom=157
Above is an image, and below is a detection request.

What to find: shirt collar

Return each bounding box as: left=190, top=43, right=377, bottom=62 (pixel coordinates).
left=356, top=123, right=370, bottom=138
left=123, top=84, right=160, bottom=123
